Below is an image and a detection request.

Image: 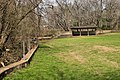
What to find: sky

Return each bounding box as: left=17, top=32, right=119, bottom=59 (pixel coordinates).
left=43, top=0, right=74, bottom=6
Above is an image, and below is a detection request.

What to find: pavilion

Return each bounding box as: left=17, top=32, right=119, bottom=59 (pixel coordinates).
left=71, top=26, right=97, bottom=36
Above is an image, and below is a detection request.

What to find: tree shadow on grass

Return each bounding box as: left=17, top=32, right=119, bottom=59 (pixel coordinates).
left=39, top=44, right=53, bottom=49
left=79, top=69, right=120, bottom=80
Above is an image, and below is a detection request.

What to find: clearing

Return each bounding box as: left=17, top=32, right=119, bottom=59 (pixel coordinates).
left=4, top=33, right=120, bottom=80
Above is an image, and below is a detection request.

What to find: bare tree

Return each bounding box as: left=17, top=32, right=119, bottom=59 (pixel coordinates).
left=0, top=0, right=42, bottom=66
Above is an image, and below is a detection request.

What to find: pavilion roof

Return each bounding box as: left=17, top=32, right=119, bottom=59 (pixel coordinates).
left=71, top=26, right=97, bottom=29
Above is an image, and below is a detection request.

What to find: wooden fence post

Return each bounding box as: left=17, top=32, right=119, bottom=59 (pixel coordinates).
left=22, top=41, right=26, bottom=59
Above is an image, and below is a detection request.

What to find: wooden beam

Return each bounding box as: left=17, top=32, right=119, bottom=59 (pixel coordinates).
left=80, top=29, right=81, bottom=36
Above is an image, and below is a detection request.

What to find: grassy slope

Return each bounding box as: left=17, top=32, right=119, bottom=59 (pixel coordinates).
left=4, top=33, right=120, bottom=80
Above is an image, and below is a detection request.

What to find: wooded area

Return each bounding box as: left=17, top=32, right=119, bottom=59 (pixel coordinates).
left=0, top=0, right=120, bottom=68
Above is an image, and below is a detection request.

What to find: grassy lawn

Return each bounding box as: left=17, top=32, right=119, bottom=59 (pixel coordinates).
left=4, top=33, right=120, bottom=80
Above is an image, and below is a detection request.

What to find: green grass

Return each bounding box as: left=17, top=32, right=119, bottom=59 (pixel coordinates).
left=4, top=33, right=120, bottom=80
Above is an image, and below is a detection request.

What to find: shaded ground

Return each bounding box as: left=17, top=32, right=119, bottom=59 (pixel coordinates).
left=4, top=33, right=120, bottom=80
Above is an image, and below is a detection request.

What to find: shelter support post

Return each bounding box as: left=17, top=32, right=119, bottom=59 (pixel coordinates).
left=80, top=29, right=81, bottom=36
left=87, top=29, right=89, bottom=36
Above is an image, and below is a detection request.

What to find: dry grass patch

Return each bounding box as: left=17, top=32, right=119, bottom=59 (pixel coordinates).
left=98, top=56, right=119, bottom=68
left=55, top=52, right=86, bottom=64
left=94, top=45, right=117, bottom=52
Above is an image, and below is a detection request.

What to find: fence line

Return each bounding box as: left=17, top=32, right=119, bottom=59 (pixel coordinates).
left=0, top=45, right=38, bottom=75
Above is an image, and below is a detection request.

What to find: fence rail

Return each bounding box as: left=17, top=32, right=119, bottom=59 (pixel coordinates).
left=0, top=45, right=38, bottom=76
